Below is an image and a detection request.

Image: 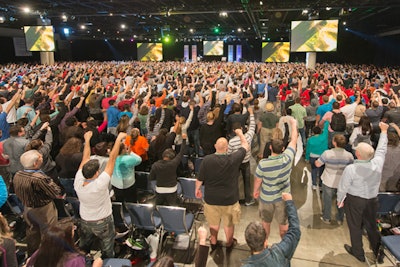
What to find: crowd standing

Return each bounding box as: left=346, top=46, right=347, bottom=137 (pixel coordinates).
left=0, top=61, right=399, bottom=266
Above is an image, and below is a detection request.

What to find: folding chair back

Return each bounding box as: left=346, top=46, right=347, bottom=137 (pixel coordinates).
left=156, top=205, right=194, bottom=236
left=125, top=202, right=161, bottom=231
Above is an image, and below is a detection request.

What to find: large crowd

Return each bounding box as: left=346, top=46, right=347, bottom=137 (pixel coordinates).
left=0, top=61, right=399, bottom=266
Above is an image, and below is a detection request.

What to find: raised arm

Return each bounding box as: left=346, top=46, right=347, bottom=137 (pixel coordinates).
left=78, top=131, right=93, bottom=170
left=287, top=117, right=298, bottom=151
left=278, top=193, right=301, bottom=259
left=104, top=132, right=127, bottom=176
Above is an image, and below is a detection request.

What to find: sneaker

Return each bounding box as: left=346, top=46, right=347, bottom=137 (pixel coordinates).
left=312, top=185, right=317, bottom=191
left=126, top=237, right=144, bottom=250
left=245, top=199, right=256, bottom=206
left=320, top=216, right=331, bottom=225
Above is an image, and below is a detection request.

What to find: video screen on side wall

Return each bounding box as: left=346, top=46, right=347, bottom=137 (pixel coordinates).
left=137, top=43, right=163, bottom=61
left=290, top=20, right=338, bottom=52
left=203, top=41, right=224, bottom=56
left=262, top=42, right=290, bottom=62
left=24, top=26, right=55, bottom=52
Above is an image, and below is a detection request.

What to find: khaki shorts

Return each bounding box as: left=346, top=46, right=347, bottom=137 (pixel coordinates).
left=204, top=202, right=241, bottom=227
left=259, top=200, right=288, bottom=225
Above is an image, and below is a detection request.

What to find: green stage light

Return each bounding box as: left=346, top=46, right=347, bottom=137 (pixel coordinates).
left=164, top=36, right=171, bottom=43
left=214, top=27, right=220, bottom=34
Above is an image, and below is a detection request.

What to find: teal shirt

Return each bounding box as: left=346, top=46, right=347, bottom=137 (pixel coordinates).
left=111, top=153, right=142, bottom=189
left=305, top=121, right=329, bottom=160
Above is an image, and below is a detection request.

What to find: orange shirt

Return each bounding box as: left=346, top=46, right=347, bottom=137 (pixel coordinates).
left=125, top=135, right=149, bottom=161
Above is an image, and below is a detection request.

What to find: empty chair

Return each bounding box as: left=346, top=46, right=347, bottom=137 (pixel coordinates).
left=156, top=205, right=194, bottom=236
left=135, top=171, right=152, bottom=192
left=377, top=192, right=400, bottom=226
left=178, top=177, right=204, bottom=202
left=124, top=202, right=161, bottom=232
left=381, top=235, right=400, bottom=266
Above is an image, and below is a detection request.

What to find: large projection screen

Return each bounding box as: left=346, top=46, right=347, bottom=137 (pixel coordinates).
left=262, top=42, right=290, bottom=62
left=203, top=41, right=224, bottom=56
left=24, top=26, right=55, bottom=52
left=137, top=43, right=163, bottom=61
left=290, top=20, right=338, bottom=52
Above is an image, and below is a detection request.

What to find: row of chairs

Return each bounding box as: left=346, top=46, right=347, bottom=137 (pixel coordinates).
left=377, top=192, right=400, bottom=266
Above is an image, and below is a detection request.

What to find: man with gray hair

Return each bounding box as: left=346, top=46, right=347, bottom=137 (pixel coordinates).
left=338, top=122, right=389, bottom=264
left=13, top=149, right=62, bottom=256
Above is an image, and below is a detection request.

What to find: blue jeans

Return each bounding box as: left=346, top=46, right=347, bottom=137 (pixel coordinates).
left=188, top=129, right=200, bottom=156
left=309, top=157, right=324, bottom=187
left=322, top=184, right=344, bottom=222
left=79, top=215, right=115, bottom=258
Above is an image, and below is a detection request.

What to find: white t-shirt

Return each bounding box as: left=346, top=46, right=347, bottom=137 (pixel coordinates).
left=74, top=169, right=112, bottom=221
left=1, top=101, right=17, bottom=123
left=340, top=102, right=358, bottom=124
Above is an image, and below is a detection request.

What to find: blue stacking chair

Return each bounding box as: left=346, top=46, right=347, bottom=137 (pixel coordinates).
left=124, top=202, right=161, bottom=232
left=102, top=258, right=132, bottom=267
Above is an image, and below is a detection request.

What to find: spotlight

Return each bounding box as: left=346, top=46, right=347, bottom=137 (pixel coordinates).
left=22, top=7, right=31, bottom=14
left=189, top=28, right=194, bottom=33
left=260, top=1, right=263, bottom=5
left=219, top=11, right=228, bottom=17
left=342, top=21, right=347, bottom=25
left=237, top=27, right=242, bottom=32
left=80, top=25, right=86, bottom=30
left=121, top=24, right=126, bottom=29
left=105, top=38, right=108, bottom=42
left=345, top=27, right=349, bottom=31
left=63, top=28, right=70, bottom=35
left=326, top=7, right=332, bottom=11
left=302, top=9, right=308, bottom=15
left=121, top=38, right=124, bottom=42
left=0, top=16, right=5, bottom=23
left=61, top=14, right=67, bottom=22
left=109, top=13, right=113, bottom=16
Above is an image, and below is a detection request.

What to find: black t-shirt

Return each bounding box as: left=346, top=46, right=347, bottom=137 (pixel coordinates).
left=198, top=148, right=246, bottom=205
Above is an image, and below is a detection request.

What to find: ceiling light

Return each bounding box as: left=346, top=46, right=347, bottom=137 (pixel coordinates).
left=219, top=11, right=228, bottom=17
left=326, top=7, right=332, bottom=11
left=22, top=7, right=31, bottom=14
left=121, top=24, right=126, bottom=29
left=61, top=14, right=67, bottom=22
left=97, top=28, right=101, bottom=32
left=80, top=25, right=86, bottom=29
left=302, top=9, right=308, bottom=15
left=260, top=1, right=263, bottom=5
left=189, top=28, right=194, bottom=33
left=121, top=38, right=124, bottom=42
left=237, top=28, right=242, bottom=32
left=109, top=13, right=113, bottom=16
left=342, top=21, right=347, bottom=25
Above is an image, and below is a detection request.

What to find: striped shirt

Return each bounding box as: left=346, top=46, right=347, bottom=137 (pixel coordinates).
left=13, top=170, right=61, bottom=208
left=228, top=114, right=256, bottom=163
left=255, top=147, right=295, bottom=203
left=317, top=148, right=354, bottom=188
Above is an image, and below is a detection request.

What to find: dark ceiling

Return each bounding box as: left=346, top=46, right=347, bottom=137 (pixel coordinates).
left=0, top=0, right=399, bottom=41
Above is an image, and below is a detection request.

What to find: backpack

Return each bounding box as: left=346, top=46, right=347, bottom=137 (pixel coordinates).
left=330, top=112, right=346, bottom=132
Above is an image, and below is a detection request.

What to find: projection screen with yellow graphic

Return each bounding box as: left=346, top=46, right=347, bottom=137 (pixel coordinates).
left=24, top=26, right=55, bottom=52
left=262, top=42, right=290, bottom=62
left=137, top=43, right=163, bottom=61
left=203, top=41, right=224, bottom=56
left=290, top=20, right=338, bottom=52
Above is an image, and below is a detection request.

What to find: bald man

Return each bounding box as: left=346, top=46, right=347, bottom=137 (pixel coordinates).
left=196, top=129, right=249, bottom=251
left=338, top=122, right=388, bottom=264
